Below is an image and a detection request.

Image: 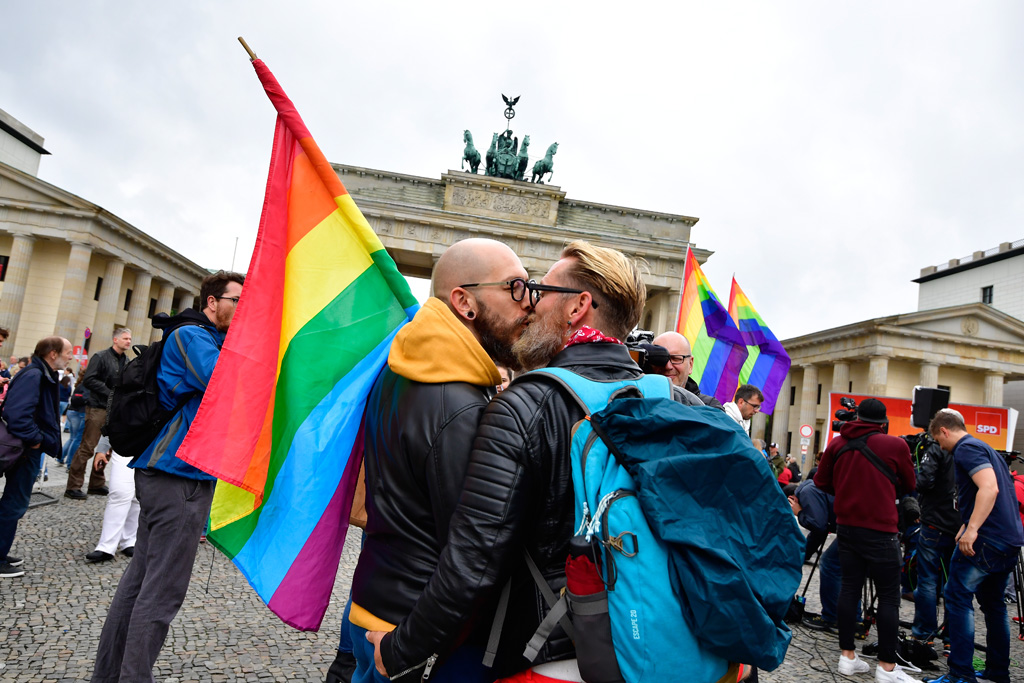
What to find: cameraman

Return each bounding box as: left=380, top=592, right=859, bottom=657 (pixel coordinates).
left=814, top=398, right=918, bottom=682
left=909, top=432, right=959, bottom=646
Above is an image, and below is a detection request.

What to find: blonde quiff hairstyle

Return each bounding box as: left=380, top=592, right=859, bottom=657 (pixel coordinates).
left=559, top=241, right=647, bottom=339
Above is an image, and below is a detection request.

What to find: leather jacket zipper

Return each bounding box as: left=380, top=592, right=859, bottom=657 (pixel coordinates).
left=389, top=653, right=437, bottom=682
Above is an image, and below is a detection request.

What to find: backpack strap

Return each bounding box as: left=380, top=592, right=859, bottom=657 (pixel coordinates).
left=527, top=367, right=671, bottom=417
left=521, top=549, right=574, bottom=662
left=835, top=434, right=899, bottom=486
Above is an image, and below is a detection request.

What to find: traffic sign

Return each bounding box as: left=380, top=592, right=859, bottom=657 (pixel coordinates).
left=84, top=328, right=92, bottom=339
left=800, top=444, right=808, bottom=455
left=799, top=424, right=813, bottom=439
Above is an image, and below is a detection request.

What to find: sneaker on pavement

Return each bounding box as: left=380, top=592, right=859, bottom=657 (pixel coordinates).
left=0, top=561, right=25, bottom=578
left=876, top=664, right=920, bottom=682
left=3, top=555, right=23, bottom=567
left=804, top=614, right=837, bottom=632
left=839, top=653, right=871, bottom=676
left=120, top=546, right=134, bottom=558
left=64, top=489, right=86, bottom=500
left=922, top=674, right=971, bottom=683
left=87, top=486, right=109, bottom=496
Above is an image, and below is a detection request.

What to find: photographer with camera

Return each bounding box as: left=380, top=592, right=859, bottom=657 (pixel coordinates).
left=814, top=398, right=918, bottom=682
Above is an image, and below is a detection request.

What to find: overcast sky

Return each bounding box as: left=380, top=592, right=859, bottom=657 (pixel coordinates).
left=2, top=2, right=1022, bottom=339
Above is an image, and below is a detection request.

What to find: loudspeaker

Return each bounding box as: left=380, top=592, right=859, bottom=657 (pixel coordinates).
left=911, top=386, right=950, bottom=429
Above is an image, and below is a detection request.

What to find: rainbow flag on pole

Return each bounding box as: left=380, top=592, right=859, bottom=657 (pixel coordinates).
left=675, top=248, right=748, bottom=405
left=176, top=58, right=419, bottom=630
left=727, top=278, right=791, bottom=414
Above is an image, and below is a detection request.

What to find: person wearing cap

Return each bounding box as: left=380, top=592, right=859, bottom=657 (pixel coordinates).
left=814, top=398, right=918, bottom=682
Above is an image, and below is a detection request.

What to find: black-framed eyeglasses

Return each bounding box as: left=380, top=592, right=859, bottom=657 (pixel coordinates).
left=458, top=278, right=530, bottom=303
left=668, top=354, right=691, bottom=365
left=216, top=296, right=241, bottom=305
left=525, top=281, right=597, bottom=308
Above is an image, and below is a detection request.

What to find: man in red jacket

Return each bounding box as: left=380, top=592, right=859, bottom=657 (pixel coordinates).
left=814, top=398, right=917, bottom=682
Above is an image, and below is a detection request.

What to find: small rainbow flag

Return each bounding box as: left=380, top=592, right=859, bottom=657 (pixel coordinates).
left=675, top=249, right=748, bottom=405
left=728, top=278, right=791, bottom=414
left=176, top=58, right=418, bottom=630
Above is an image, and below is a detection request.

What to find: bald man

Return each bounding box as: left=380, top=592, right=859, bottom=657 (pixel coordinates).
left=652, top=331, right=723, bottom=409
left=340, top=238, right=531, bottom=683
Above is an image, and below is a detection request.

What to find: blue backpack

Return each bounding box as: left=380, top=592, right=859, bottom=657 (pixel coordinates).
left=526, top=368, right=731, bottom=683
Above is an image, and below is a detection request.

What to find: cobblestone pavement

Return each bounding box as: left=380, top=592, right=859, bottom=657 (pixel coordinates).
left=2, top=460, right=1023, bottom=681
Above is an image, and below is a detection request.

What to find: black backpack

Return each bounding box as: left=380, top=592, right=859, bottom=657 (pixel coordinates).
left=103, top=315, right=218, bottom=459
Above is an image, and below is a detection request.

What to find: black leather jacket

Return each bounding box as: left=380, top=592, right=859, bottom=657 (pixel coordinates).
left=82, top=346, right=126, bottom=409
left=381, top=342, right=702, bottom=678
left=349, top=366, right=494, bottom=626
left=916, top=440, right=961, bottom=536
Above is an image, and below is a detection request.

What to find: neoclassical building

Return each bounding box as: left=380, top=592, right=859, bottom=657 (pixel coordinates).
left=771, top=303, right=1024, bottom=471
left=337, top=165, right=709, bottom=334
left=0, top=108, right=206, bottom=357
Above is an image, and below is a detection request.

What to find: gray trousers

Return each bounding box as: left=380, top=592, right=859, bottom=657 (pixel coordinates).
left=92, top=468, right=215, bottom=683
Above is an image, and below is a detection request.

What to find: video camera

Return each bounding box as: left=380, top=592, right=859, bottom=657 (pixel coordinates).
left=624, top=329, right=665, bottom=372
left=831, top=396, right=858, bottom=432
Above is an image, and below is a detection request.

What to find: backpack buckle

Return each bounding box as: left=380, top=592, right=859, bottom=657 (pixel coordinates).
left=605, top=531, right=638, bottom=557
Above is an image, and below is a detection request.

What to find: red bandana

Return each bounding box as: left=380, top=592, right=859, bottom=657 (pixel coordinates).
left=563, top=325, right=623, bottom=350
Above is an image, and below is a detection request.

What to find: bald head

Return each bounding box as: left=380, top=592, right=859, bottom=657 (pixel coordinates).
left=432, top=238, right=523, bottom=301
left=652, top=331, right=693, bottom=387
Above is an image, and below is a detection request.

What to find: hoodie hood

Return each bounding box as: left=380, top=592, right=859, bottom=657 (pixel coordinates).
left=838, top=420, right=885, bottom=440
left=723, top=401, right=750, bottom=433
left=388, top=297, right=502, bottom=387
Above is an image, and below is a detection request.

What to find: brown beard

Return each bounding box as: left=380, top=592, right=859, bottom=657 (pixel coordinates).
left=512, top=308, right=568, bottom=371
left=475, top=300, right=527, bottom=372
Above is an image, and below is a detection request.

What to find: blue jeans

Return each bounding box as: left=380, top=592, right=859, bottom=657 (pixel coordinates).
left=62, top=409, right=85, bottom=464
left=944, top=541, right=1018, bottom=683
left=349, top=622, right=491, bottom=683
left=911, top=525, right=956, bottom=640
left=0, top=447, right=43, bottom=559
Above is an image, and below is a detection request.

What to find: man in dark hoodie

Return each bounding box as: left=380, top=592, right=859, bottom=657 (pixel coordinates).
left=343, top=238, right=531, bottom=683
left=814, top=398, right=918, bottom=682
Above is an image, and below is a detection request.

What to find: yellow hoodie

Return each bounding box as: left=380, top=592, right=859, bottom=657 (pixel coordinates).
left=388, top=297, right=502, bottom=387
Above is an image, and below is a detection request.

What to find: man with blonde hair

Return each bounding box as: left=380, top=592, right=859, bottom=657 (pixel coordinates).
left=368, top=241, right=703, bottom=681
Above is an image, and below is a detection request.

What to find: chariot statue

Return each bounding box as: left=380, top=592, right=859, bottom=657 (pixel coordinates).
left=461, top=95, right=558, bottom=183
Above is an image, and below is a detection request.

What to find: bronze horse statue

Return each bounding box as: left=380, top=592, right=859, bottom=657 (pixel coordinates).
left=461, top=130, right=481, bottom=174
left=485, top=132, right=498, bottom=176
left=515, top=135, right=531, bottom=181
left=532, top=142, right=558, bottom=184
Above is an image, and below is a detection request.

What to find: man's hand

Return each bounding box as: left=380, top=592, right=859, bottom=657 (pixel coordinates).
left=787, top=495, right=802, bottom=515
left=957, top=525, right=978, bottom=556
left=94, top=451, right=110, bottom=471
left=365, top=630, right=388, bottom=677
left=0, top=376, right=8, bottom=385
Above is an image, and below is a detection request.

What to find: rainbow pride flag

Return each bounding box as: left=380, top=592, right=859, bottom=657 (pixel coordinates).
left=176, top=58, right=419, bottom=630
left=728, top=278, right=791, bottom=414
left=675, top=248, right=748, bottom=405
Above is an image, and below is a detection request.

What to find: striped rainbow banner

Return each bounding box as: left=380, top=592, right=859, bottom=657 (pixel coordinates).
left=176, top=58, right=419, bottom=630
left=728, top=277, right=791, bottom=414
left=675, top=248, right=749, bottom=406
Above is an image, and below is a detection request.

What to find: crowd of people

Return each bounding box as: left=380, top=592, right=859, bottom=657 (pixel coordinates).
left=1, top=238, right=1023, bottom=683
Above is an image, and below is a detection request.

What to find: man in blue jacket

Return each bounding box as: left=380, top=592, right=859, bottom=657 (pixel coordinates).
left=91, top=270, right=243, bottom=682
left=0, top=336, right=72, bottom=578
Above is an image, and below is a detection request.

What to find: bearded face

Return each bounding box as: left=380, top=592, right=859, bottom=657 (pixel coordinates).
left=511, top=299, right=570, bottom=371
left=475, top=299, right=529, bottom=372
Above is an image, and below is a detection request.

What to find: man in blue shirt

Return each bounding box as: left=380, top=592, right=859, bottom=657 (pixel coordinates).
left=91, top=270, right=244, bottom=683
left=925, top=409, right=1024, bottom=683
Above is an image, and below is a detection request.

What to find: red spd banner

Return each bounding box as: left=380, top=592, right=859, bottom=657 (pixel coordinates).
left=824, top=393, right=1018, bottom=452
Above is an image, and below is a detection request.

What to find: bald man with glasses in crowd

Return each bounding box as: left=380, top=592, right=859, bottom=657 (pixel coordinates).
left=652, top=331, right=723, bottom=409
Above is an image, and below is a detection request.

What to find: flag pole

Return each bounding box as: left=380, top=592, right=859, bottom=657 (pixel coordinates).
left=238, top=36, right=258, bottom=61
left=674, top=246, right=692, bottom=333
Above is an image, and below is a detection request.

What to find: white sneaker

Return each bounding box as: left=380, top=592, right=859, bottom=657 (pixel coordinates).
left=838, top=654, right=871, bottom=676
left=874, top=664, right=920, bottom=682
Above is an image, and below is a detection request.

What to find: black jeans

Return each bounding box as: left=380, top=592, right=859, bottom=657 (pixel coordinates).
left=836, top=525, right=902, bottom=663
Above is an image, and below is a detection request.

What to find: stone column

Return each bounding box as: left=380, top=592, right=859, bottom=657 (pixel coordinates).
left=0, top=232, right=35, bottom=352
left=91, top=259, right=125, bottom=344
left=919, top=362, right=939, bottom=388
left=123, top=270, right=153, bottom=355
left=750, top=412, right=768, bottom=442
left=867, top=356, right=889, bottom=397
left=148, top=282, right=176, bottom=344
left=984, top=372, right=1005, bottom=406
left=831, top=362, right=850, bottom=394
left=770, top=372, right=791, bottom=449
left=53, top=241, right=94, bottom=342
left=178, top=293, right=196, bottom=312
left=797, top=365, right=818, bottom=473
